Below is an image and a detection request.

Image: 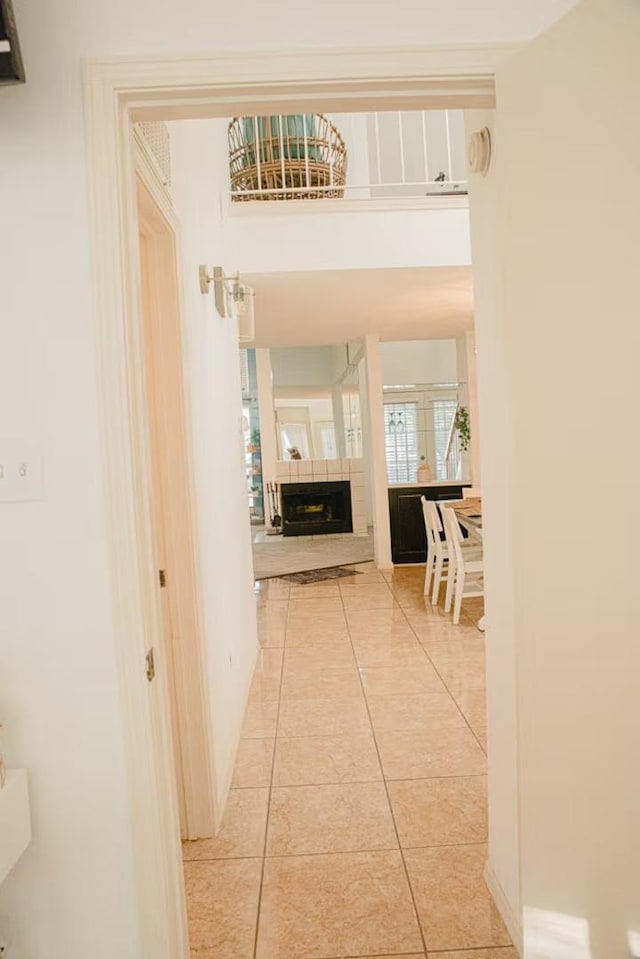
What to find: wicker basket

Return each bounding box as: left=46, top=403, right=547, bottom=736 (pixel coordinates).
left=229, top=114, right=348, bottom=201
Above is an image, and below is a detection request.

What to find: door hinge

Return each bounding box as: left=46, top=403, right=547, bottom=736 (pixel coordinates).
left=145, top=648, right=156, bottom=682
left=159, top=569, right=166, bottom=588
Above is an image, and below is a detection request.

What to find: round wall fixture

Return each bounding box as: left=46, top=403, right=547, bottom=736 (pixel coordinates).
left=468, top=127, right=492, bottom=176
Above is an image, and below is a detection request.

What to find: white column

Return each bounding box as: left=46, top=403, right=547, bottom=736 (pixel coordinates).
left=357, top=358, right=374, bottom=528
left=362, top=334, right=393, bottom=569
left=331, top=384, right=347, bottom=459
left=255, top=348, right=278, bottom=489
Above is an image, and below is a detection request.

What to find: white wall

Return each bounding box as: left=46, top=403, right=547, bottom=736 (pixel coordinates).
left=270, top=346, right=337, bottom=387
left=465, top=108, right=521, bottom=936
left=169, top=121, right=258, bottom=810
left=477, top=1, right=640, bottom=955
left=15, top=0, right=580, bottom=56
left=225, top=206, right=471, bottom=274
left=380, top=338, right=457, bottom=385
left=0, top=0, right=580, bottom=952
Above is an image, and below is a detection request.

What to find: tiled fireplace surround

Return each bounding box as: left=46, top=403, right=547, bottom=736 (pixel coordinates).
left=275, top=458, right=367, bottom=536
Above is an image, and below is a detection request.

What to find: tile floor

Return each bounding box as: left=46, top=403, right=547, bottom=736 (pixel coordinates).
left=183, top=563, right=515, bottom=959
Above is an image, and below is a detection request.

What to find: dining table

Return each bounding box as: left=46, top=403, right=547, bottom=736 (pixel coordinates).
left=445, top=496, right=485, bottom=631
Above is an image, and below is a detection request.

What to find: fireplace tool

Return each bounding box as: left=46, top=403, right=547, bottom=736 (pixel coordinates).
left=266, top=481, right=283, bottom=535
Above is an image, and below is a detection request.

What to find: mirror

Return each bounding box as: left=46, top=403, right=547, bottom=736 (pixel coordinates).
left=270, top=344, right=362, bottom=461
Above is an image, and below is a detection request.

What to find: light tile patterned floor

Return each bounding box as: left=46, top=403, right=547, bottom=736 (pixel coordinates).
left=184, top=563, right=516, bottom=959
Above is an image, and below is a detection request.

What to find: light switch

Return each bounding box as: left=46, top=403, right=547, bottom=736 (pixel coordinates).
left=0, top=441, right=45, bottom=503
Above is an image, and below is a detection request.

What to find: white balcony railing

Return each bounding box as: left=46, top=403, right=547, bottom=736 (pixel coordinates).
left=228, top=109, right=468, bottom=204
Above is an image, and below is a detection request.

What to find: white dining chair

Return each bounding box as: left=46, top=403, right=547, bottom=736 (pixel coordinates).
left=441, top=505, right=485, bottom=624
left=421, top=497, right=449, bottom=603
left=420, top=497, right=438, bottom=598
left=421, top=498, right=481, bottom=606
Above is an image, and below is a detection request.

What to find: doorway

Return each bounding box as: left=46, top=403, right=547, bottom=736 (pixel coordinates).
left=85, top=47, right=514, bottom=959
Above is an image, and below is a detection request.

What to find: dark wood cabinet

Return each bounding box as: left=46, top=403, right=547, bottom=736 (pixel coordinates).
left=388, top=484, right=468, bottom=565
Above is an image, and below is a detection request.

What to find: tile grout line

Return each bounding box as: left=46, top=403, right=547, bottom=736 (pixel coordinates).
left=233, top=772, right=487, bottom=791
left=185, top=837, right=489, bottom=866
left=251, top=595, right=288, bottom=959
left=337, top=574, right=431, bottom=959
left=427, top=948, right=515, bottom=955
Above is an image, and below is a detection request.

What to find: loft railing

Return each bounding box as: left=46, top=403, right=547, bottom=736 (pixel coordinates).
left=229, top=114, right=348, bottom=201
left=367, top=110, right=467, bottom=199
left=228, top=109, right=467, bottom=203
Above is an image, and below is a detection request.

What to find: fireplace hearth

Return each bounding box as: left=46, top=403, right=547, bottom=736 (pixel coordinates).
left=281, top=480, right=353, bottom=537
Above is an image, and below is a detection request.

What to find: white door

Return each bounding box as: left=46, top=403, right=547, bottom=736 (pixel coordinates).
left=479, top=2, right=640, bottom=956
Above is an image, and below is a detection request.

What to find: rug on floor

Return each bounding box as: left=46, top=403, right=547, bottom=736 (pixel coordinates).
left=252, top=530, right=374, bottom=580
left=279, top=566, right=364, bottom=585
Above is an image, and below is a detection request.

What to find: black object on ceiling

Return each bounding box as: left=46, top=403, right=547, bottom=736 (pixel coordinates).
left=0, top=0, right=25, bottom=85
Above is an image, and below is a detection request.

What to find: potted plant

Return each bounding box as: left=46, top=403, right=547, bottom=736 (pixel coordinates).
left=454, top=406, right=471, bottom=452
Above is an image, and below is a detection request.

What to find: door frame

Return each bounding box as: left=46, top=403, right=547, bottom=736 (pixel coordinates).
left=135, top=133, right=217, bottom=842
left=84, top=44, right=516, bottom=958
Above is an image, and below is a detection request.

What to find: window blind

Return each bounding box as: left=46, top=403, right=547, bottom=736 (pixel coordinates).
left=433, top=399, right=458, bottom=480
left=384, top=402, right=419, bottom=483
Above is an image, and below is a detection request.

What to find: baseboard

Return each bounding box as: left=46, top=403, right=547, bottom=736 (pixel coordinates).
left=483, top=860, right=523, bottom=956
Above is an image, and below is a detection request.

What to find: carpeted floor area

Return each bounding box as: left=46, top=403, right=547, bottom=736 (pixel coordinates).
left=252, top=530, right=374, bottom=580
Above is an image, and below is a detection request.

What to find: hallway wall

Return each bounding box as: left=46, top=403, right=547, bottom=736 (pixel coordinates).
left=169, top=120, right=259, bottom=815
left=495, top=1, right=640, bottom=955
left=0, top=0, right=579, bottom=954
left=465, top=107, right=521, bottom=937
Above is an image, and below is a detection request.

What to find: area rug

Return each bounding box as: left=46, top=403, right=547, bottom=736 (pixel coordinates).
left=279, top=566, right=364, bottom=585
left=252, top=530, right=374, bottom=580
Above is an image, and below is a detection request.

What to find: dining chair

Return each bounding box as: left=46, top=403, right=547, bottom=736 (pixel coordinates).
left=420, top=497, right=438, bottom=598
left=441, top=505, right=484, bottom=624
left=421, top=498, right=481, bottom=606
left=421, top=497, right=451, bottom=603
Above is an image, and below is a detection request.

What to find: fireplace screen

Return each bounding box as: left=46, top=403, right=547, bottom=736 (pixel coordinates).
left=281, top=481, right=353, bottom=537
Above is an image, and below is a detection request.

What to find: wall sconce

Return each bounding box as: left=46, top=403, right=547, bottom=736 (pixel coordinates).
left=199, top=265, right=255, bottom=342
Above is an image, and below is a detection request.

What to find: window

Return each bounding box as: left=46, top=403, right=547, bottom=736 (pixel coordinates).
left=433, top=399, right=459, bottom=480
left=317, top=421, right=337, bottom=459
left=343, top=391, right=362, bottom=458
left=384, top=402, right=418, bottom=483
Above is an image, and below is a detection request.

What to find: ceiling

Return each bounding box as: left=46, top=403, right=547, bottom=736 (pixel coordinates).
left=246, top=266, right=474, bottom=348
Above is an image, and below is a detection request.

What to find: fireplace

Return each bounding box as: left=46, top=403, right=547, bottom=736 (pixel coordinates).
left=281, top=480, right=353, bottom=537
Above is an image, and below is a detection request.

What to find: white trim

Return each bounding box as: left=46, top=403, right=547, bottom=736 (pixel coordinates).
left=484, top=860, right=523, bottom=956
left=90, top=44, right=518, bottom=121
left=226, top=194, right=469, bottom=216
left=83, top=44, right=509, bottom=955
left=135, top=160, right=218, bottom=841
